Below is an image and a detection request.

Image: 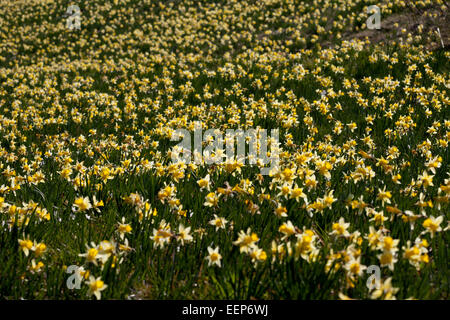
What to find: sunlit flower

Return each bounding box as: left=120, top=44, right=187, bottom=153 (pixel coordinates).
left=208, top=214, right=228, bottom=231
left=233, top=228, right=259, bottom=253
left=177, top=224, right=193, bottom=245
left=117, top=217, right=132, bottom=240
left=87, top=276, right=107, bottom=300
left=18, top=237, right=33, bottom=256
left=204, top=192, right=219, bottom=207
left=205, top=246, right=222, bottom=267
left=197, top=174, right=211, bottom=191
left=73, top=197, right=92, bottom=212
left=422, top=215, right=443, bottom=238
left=370, top=277, right=399, bottom=300
left=331, top=218, right=350, bottom=238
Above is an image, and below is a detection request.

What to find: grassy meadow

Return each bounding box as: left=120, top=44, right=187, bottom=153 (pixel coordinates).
left=0, top=0, right=449, bottom=300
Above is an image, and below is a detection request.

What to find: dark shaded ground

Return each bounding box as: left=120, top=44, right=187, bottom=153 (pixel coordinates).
left=339, top=3, right=449, bottom=50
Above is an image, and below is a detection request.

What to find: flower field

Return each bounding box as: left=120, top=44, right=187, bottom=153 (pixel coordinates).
left=0, top=0, right=448, bottom=300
